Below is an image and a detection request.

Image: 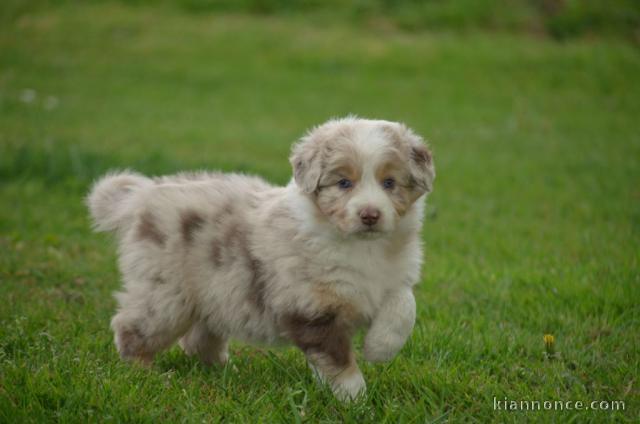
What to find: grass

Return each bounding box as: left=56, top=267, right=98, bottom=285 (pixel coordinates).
left=5, top=0, right=640, bottom=42
left=1, top=1, right=639, bottom=422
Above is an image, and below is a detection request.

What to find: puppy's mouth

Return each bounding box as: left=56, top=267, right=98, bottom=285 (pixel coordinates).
left=354, top=227, right=385, bottom=239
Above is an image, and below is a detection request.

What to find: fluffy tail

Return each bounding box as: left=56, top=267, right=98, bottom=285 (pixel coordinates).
left=87, top=171, right=152, bottom=233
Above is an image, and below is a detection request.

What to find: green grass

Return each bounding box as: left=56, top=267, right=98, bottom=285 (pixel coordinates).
left=5, top=0, right=640, bottom=42
left=1, top=2, right=639, bottom=422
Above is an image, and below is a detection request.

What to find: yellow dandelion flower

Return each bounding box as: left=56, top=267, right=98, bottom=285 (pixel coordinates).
left=543, top=334, right=555, bottom=357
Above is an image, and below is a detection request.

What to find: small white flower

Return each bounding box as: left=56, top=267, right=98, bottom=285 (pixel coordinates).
left=20, top=88, right=37, bottom=104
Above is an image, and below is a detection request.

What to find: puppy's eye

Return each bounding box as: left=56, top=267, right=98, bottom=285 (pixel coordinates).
left=337, top=178, right=353, bottom=189
left=382, top=178, right=396, bottom=190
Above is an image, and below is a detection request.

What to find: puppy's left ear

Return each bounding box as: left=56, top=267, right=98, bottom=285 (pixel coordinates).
left=398, top=125, right=436, bottom=196
left=289, top=133, right=323, bottom=194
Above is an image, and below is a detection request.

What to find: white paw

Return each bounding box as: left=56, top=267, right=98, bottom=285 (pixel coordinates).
left=332, top=371, right=366, bottom=402
left=363, top=332, right=403, bottom=362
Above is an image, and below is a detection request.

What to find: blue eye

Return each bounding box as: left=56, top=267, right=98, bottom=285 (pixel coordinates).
left=338, top=179, right=353, bottom=189
left=383, top=178, right=396, bottom=190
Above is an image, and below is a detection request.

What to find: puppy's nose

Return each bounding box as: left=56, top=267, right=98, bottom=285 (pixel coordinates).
left=359, top=207, right=380, bottom=226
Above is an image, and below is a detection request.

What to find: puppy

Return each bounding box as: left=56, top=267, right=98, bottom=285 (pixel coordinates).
left=87, top=117, right=435, bottom=400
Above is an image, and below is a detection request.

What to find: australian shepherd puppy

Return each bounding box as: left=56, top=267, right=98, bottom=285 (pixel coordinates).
left=87, top=117, right=435, bottom=400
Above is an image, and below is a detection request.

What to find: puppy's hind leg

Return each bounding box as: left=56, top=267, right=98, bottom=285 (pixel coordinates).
left=111, top=284, right=194, bottom=366
left=179, top=320, right=229, bottom=366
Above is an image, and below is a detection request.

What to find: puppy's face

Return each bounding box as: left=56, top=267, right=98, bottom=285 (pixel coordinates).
left=290, top=118, right=435, bottom=237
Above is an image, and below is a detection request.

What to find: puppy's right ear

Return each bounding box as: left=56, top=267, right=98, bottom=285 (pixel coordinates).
left=290, top=134, right=323, bottom=194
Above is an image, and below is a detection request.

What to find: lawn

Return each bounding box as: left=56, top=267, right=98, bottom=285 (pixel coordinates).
left=1, top=2, right=639, bottom=422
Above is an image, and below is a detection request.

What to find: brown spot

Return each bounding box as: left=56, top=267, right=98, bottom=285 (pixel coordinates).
left=411, top=145, right=432, bottom=165
left=151, top=275, right=166, bottom=285
left=283, top=311, right=352, bottom=367
left=374, top=153, right=404, bottom=182
left=333, top=164, right=360, bottom=183
left=209, top=204, right=235, bottom=268
left=247, top=257, right=267, bottom=312
left=181, top=210, right=205, bottom=244
left=136, top=211, right=166, bottom=246
left=222, top=203, right=234, bottom=215
left=311, top=284, right=362, bottom=324
left=117, top=326, right=152, bottom=363
left=223, top=221, right=247, bottom=251
left=210, top=241, right=222, bottom=267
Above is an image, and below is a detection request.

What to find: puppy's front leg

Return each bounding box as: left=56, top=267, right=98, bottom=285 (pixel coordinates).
left=364, top=286, right=416, bottom=363
left=284, top=312, right=365, bottom=401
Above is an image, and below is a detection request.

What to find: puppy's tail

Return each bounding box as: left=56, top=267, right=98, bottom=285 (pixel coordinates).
left=87, top=171, right=152, bottom=233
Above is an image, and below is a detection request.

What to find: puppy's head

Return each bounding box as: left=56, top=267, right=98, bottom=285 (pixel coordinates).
left=290, top=117, right=435, bottom=237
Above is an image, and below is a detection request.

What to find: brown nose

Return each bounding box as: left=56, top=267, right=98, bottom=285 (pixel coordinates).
left=359, top=207, right=380, bottom=226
